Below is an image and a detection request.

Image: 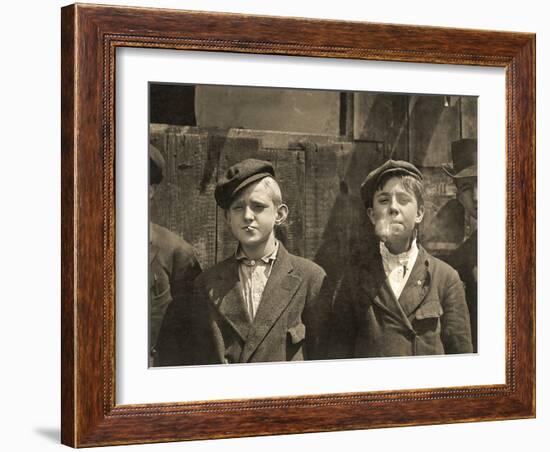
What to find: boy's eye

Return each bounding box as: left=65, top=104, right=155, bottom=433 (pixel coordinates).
left=396, top=194, right=412, bottom=204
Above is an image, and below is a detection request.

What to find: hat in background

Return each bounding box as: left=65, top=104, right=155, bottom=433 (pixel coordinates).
left=442, top=138, right=477, bottom=179
left=215, top=158, right=276, bottom=209
left=149, top=144, right=165, bottom=185
left=360, top=159, right=423, bottom=208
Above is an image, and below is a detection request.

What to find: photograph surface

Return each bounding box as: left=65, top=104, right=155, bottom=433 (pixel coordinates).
left=148, top=83, right=478, bottom=367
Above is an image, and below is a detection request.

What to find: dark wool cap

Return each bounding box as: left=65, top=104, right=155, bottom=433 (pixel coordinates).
left=215, top=158, right=275, bottom=209
left=149, top=144, right=165, bottom=185
left=360, top=159, right=423, bottom=207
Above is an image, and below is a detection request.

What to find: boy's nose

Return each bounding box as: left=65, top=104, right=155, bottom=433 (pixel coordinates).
left=388, top=197, right=399, bottom=213
left=243, top=206, right=254, bottom=220
left=472, top=187, right=478, bottom=201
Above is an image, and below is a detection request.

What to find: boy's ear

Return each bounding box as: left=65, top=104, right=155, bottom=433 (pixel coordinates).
left=367, top=207, right=375, bottom=225
left=223, top=209, right=231, bottom=224
left=415, top=205, right=425, bottom=224
left=275, top=203, right=289, bottom=225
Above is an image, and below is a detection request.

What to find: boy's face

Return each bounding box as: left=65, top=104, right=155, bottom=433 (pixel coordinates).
left=367, top=176, right=424, bottom=246
left=455, top=176, right=477, bottom=220
left=225, top=179, right=287, bottom=254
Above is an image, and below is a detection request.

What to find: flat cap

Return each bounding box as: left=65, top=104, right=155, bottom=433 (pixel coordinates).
left=360, top=159, right=423, bottom=207
left=149, top=144, right=165, bottom=185
left=215, top=158, right=275, bottom=209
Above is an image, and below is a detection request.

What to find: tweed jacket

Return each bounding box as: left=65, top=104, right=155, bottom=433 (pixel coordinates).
left=328, top=244, right=473, bottom=359
left=149, top=223, right=202, bottom=366
left=183, top=244, right=328, bottom=365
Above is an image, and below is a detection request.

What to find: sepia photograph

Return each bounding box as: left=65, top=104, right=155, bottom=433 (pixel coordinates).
left=58, top=2, right=536, bottom=447
left=148, top=83, right=478, bottom=367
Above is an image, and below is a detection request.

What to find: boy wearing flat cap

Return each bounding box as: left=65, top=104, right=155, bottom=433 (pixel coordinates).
left=148, top=144, right=202, bottom=367
left=184, top=159, right=327, bottom=364
left=328, top=160, right=473, bottom=359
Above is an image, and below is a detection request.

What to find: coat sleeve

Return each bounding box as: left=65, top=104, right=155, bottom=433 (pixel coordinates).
left=326, top=273, right=359, bottom=359
left=156, top=246, right=202, bottom=366
left=171, top=245, right=202, bottom=306
left=302, top=267, right=330, bottom=361
left=440, top=270, right=473, bottom=354
left=180, top=279, right=221, bottom=365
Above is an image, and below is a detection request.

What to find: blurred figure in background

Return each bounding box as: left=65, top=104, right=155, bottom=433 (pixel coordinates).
left=149, top=144, right=202, bottom=366
left=442, top=138, right=478, bottom=352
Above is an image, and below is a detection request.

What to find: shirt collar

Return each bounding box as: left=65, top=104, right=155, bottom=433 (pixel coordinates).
left=379, top=238, right=418, bottom=267
left=235, top=240, right=279, bottom=265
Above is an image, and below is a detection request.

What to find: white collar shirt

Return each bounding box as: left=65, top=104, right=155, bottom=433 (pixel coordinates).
left=235, top=241, right=279, bottom=320
left=379, top=239, right=419, bottom=300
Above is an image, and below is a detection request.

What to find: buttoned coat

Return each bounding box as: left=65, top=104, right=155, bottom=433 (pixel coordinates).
left=183, top=244, right=328, bottom=365
left=149, top=222, right=202, bottom=366
left=328, top=244, right=473, bottom=359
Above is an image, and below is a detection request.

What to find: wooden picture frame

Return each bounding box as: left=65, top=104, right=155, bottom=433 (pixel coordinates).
left=61, top=3, right=535, bottom=447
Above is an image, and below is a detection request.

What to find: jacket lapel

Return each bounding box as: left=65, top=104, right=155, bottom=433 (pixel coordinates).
left=359, top=250, right=407, bottom=326
left=395, top=247, right=431, bottom=318
left=209, top=259, right=252, bottom=342
left=240, top=245, right=301, bottom=362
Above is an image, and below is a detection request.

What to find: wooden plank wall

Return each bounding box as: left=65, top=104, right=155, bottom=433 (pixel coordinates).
left=150, top=126, right=378, bottom=273
left=149, top=91, right=477, bottom=275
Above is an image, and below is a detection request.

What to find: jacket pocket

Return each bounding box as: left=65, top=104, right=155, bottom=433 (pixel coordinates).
left=151, top=286, right=172, bottom=316
left=413, top=299, right=443, bottom=339
left=415, top=299, right=443, bottom=320
left=287, top=323, right=306, bottom=345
